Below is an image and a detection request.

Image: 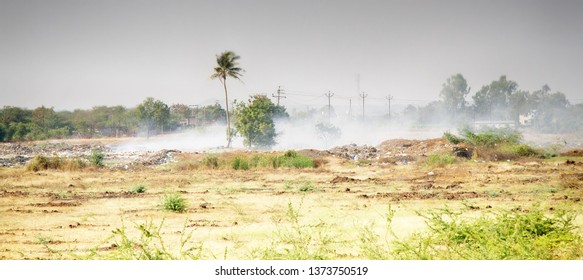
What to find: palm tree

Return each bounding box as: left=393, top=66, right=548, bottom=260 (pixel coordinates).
left=210, top=51, right=244, bottom=147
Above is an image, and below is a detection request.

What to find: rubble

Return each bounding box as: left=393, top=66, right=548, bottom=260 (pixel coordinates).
left=329, top=144, right=379, bottom=160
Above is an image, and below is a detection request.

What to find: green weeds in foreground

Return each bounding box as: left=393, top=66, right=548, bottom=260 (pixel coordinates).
left=82, top=218, right=202, bottom=260
left=72, top=204, right=582, bottom=260
left=363, top=205, right=583, bottom=260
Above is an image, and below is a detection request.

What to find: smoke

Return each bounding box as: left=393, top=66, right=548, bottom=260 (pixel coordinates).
left=109, top=125, right=237, bottom=152
left=109, top=114, right=447, bottom=153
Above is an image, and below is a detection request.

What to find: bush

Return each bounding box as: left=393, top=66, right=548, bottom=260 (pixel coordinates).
left=201, top=154, right=219, bottom=169
left=231, top=156, right=250, bottom=170
left=444, top=128, right=522, bottom=147
left=443, top=131, right=463, bottom=144
left=132, top=184, right=147, bottom=194
left=503, top=143, right=538, bottom=157
left=162, top=193, right=187, bottom=212
left=391, top=207, right=583, bottom=260
left=90, top=149, right=105, bottom=167
left=26, top=155, right=87, bottom=171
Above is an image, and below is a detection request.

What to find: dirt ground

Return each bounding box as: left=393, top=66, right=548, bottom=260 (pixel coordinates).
left=0, top=138, right=582, bottom=259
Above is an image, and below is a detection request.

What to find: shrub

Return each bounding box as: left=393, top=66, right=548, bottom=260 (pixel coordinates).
left=443, top=131, right=463, bottom=144
left=162, top=193, right=187, bottom=212
left=231, top=156, right=250, bottom=170
left=201, top=154, right=219, bottom=169
left=26, top=155, right=86, bottom=171
left=391, top=207, right=583, bottom=260
left=90, top=149, right=105, bottom=167
left=132, top=184, right=147, bottom=194
left=502, top=143, right=538, bottom=157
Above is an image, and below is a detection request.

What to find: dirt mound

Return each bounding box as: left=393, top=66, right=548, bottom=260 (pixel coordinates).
left=329, top=176, right=361, bottom=184
left=378, top=138, right=450, bottom=157
left=562, top=149, right=583, bottom=157
left=132, top=149, right=181, bottom=166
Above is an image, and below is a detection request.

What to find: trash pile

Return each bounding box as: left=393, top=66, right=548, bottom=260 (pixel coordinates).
left=329, top=144, right=380, bottom=160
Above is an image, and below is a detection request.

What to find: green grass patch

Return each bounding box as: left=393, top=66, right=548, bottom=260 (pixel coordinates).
left=131, top=184, right=147, bottom=194
left=90, top=149, right=105, bottom=167
left=426, top=153, right=456, bottom=167
left=162, top=193, right=187, bottom=213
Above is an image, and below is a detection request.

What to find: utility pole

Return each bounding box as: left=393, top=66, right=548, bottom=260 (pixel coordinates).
left=272, top=86, right=286, bottom=106
left=325, top=91, right=334, bottom=123
left=360, top=92, right=367, bottom=121
left=386, top=95, right=393, bottom=120
left=348, top=98, right=352, bottom=118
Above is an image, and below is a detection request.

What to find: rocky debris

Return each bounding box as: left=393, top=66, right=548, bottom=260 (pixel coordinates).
left=377, top=138, right=451, bottom=159
left=133, top=149, right=181, bottom=166
left=0, top=155, right=32, bottom=167
left=329, top=144, right=379, bottom=160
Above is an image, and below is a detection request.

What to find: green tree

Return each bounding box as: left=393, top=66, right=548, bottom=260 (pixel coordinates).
left=233, top=95, right=283, bottom=149
left=472, top=75, right=518, bottom=120
left=440, top=74, right=470, bottom=118
left=210, top=51, right=244, bottom=148
left=136, top=97, right=170, bottom=138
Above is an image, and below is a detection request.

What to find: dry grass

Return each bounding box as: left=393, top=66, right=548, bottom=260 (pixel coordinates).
left=1, top=148, right=582, bottom=259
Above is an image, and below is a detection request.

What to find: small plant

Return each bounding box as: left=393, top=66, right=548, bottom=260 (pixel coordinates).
left=162, top=193, right=187, bottom=212
left=83, top=218, right=202, bottom=260
left=252, top=201, right=338, bottom=260
left=298, top=181, right=314, bottom=192
left=90, top=149, right=105, bottom=167
left=132, top=184, right=147, bottom=194
left=231, top=156, right=250, bottom=170
left=201, top=154, right=219, bottom=169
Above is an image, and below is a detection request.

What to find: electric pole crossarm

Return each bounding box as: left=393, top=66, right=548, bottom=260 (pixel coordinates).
left=272, top=86, right=286, bottom=106
left=325, top=91, right=334, bottom=123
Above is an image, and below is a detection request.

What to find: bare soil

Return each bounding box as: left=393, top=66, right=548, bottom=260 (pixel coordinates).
left=1, top=138, right=582, bottom=259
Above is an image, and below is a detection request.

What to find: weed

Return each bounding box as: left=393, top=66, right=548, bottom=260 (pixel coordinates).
left=231, top=156, right=250, bottom=170
left=444, top=127, right=522, bottom=147
left=298, top=181, right=314, bottom=192
left=253, top=201, right=339, bottom=260
left=201, top=154, right=219, bottom=169
left=84, top=218, right=202, bottom=260
left=90, top=149, right=105, bottom=167
left=391, top=207, right=583, bottom=260
left=132, top=184, right=147, bottom=194
left=162, top=193, right=187, bottom=212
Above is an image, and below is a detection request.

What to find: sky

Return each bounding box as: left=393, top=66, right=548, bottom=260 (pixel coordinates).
left=1, top=0, right=582, bottom=113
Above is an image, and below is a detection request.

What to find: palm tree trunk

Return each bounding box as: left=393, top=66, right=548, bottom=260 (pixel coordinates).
left=223, top=77, right=232, bottom=148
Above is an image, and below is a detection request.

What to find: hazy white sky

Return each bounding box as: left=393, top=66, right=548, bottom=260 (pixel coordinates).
left=1, top=0, right=582, bottom=112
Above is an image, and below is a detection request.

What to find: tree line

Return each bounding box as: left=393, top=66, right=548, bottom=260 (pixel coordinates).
left=0, top=100, right=226, bottom=142
left=404, top=74, right=581, bottom=133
